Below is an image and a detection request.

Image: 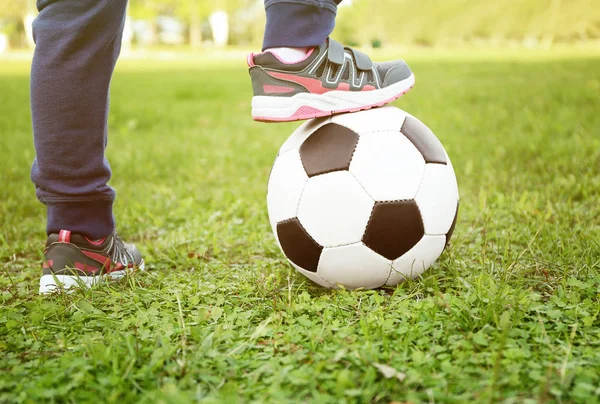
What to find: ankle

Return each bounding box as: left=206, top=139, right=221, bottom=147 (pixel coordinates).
left=264, top=47, right=311, bottom=63
left=46, top=200, right=115, bottom=240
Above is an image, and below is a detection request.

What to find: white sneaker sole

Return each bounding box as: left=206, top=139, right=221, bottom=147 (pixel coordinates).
left=39, top=260, right=145, bottom=295
left=252, top=75, right=415, bottom=122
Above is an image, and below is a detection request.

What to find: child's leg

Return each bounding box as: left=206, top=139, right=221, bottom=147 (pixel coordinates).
left=30, top=0, right=127, bottom=239
left=263, top=0, right=342, bottom=50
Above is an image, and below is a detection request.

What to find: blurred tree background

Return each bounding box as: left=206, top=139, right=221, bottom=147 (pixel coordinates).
left=1, top=0, right=599, bottom=51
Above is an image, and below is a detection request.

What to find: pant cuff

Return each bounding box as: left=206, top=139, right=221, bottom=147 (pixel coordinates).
left=46, top=200, right=115, bottom=239
left=263, top=2, right=336, bottom=50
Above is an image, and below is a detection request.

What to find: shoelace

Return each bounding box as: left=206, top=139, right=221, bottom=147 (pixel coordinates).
left=111, top=233, right=135, bottom=265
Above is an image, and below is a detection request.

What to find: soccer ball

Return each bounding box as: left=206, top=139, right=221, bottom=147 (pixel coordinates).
left=267, top=106, right=459, bottom=289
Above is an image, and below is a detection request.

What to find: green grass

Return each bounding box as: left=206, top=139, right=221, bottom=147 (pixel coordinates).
left=1, top=51, right=599, bottom=403
left=334, top=0, right=600, bottom=46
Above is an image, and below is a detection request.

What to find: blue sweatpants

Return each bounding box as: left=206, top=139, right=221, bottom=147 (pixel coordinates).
left=30, top=0, right=341, bottom=239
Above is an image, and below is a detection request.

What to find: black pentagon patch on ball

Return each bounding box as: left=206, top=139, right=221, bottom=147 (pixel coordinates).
left=276, top=218, right=323, bottom=272
left=445, top=202, right=459, bottom=249
left=300, top=123, right=359, bottom=177
left=400, top=116, right=447, bottom=165
left=362, top=200, right=425, bottom=260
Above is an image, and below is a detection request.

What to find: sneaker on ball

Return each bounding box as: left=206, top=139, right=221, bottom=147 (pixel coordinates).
left=39, top=230, right=144, bottom=294
left=248, top=38, right=415, bottom=122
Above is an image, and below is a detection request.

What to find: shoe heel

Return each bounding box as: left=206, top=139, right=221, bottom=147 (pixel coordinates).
left=40, top=243, right=103, bottom=294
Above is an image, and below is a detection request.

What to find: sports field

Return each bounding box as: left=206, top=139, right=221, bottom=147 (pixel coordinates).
left=1, top=50, right=599, bottom=402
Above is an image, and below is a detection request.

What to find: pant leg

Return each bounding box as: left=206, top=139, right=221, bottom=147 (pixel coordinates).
left=30, top=0, right=127, bottom=239
left=263, top=0, right=342, bottom=50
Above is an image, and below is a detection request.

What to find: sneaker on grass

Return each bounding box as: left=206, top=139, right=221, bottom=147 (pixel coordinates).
left=248, top=38, right=415, bottom=122
left=39, top=230, right=144, bottom=294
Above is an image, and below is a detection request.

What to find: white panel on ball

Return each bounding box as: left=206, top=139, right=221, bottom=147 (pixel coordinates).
left=278, top=117, right=331, bottom=154
left=291, top=262, right=335, bottom=288
left=349, top=130, right=426, bottom=201
left=387, top=235, right=446, bottom=285
left=415, top=164, right=459, bottom=235
left=298, top=171, right=374, bottom=247
left=331, top=106, right=408, bottom=134
left=267, top=150, right=308, bottom=227
left=318, top=243, right=392, bottom=289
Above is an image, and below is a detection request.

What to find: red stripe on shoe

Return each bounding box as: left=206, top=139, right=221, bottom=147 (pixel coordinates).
left=82, top=250, right=111, bottom=269
left=268, top=72, right=375, bottom=94
left=107, top=263, right=125, bottom=273
left=43, top=259, right=54, bottom=269
left=58, top=230, right=71, bottom=243
left=74, top=262, right=100, bottom=274
left=263, top=84, right=295, bottom=94
left=268, top=72, right=330, bottom=94
left=85, top=236, right=107, bottom=246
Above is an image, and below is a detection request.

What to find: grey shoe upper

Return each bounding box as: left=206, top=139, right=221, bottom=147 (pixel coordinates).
left=376, top=60, right=413, bottom=87
left=249, top=38, right=413, bottom=96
